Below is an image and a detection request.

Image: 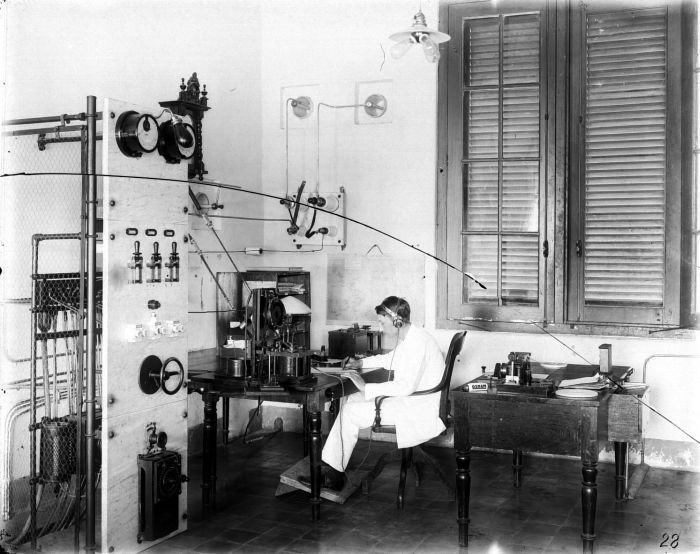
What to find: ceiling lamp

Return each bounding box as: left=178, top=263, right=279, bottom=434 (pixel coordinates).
left=389, top=9, right=450, bottom=63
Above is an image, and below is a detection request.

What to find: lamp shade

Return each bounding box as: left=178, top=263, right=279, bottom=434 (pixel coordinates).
left=388, top=10, right=450, bottom=44
left=281, top=295, right=312, bottom=315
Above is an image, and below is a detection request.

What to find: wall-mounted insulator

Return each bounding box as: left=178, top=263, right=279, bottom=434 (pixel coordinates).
left=165, top=241, right=180, bottom=282
left=146, top=242, right=162, bottom=283
left=307, top=194, right=340, bottom=212
left=128, top=240, right=143, bottom=284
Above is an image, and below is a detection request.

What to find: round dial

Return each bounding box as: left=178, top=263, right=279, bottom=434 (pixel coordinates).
left=115, top=111, right=159, bottom=157
left=157, top=119, right=196, bottom=163
left=135, top=114, right=159, bottom=152
left=176, top=122, right=195, bottom=159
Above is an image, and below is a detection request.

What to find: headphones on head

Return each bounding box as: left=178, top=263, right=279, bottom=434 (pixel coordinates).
left=382, top=304, right=404, bottom=328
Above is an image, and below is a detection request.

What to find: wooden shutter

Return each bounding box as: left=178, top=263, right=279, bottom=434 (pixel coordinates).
left=461, top=12, right=542, bottom=306
left=583, top=8, right=667, bottom=306
left=568, top=1, right=682, bottom=326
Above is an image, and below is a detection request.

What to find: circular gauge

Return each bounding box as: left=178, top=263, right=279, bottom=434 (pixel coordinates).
left=115, top=111, right=159, bottom=157
left=157, top=119, right=195, bottom=163
left=263, top=296, right=286, bottom=328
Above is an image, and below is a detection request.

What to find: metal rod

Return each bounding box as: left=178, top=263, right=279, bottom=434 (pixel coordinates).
left=84, top=95, right=97, bottom=553
left=1, top=125, right=91, bottom=137
left=2, top=112, right=101, bottom=126
left=29, top=234, right=38, bottom=550
left=75, top=125, right=88, bottom=551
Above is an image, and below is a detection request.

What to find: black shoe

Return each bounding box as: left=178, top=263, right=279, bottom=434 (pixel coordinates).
left=298, top=468, right=345, bottom=492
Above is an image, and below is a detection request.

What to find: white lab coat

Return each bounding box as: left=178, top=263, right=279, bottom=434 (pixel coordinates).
left=322, top=325, right=446, bottom=472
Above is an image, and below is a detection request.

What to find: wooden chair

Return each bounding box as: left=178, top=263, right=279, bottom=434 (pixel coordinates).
left=362, top=331, right=467, bottom=509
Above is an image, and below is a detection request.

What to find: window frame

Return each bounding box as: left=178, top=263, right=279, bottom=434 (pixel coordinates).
left=436, top=0, right=696, bottom=336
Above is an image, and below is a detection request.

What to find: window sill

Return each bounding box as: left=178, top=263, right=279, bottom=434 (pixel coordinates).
left=440, top=318, right=699, bottom=340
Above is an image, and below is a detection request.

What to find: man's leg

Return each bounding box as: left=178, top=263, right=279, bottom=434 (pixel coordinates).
left=322, top=394, right=376, bottom=471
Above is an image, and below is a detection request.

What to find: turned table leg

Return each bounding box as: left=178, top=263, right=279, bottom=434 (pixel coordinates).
left=456, top=449, right=471, bottom=547
left=581, top=459, right=598, bottom=553
left=308, top=410, right=322, bottom=521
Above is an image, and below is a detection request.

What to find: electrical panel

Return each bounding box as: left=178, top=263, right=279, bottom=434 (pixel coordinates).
left=284, top=189, right=346, bottom=248
left=101, top=99, right=189, bottom=552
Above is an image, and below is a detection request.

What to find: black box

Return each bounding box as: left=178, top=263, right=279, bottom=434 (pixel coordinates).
left=138, top=450, right=182, bottom=542
left=328, top=327, right=382, bottom=358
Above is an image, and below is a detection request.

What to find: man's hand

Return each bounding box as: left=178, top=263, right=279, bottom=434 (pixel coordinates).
left=345, top=371, right=365, bottom=393
left=342, top=356, right=363, bottom=371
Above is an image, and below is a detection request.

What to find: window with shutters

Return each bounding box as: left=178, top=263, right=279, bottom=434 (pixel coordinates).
left=443, top=0, right=551, bottom=325
left=438, top=0, right=694, bottom=333
left=567, top=3, right=682, bottom=326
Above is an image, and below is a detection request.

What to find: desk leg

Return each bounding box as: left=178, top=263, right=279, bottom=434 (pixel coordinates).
left=581, top=460, right=598, bottom=553
left=202, top=391, right=219, bottom=514
left=512, top=450, right=523, bottom=488
left=302, top=405, right=308, bottom=458
left=308, top=410, right=322, bottom=521
left=222, top=397, right=230, bottom=445
left=614, top=441, right=627, bottom=500
left=456, top=449, right=470, bottom=547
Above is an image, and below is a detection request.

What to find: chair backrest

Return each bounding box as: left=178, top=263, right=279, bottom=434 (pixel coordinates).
left=437, top=331, right=466, bottom=425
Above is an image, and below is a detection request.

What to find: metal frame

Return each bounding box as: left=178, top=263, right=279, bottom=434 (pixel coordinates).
left=2, top=97, right=101, bottom=552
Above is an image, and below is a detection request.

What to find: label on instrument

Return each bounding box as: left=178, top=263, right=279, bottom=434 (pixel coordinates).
left=465, top=381, right=489, bottom=393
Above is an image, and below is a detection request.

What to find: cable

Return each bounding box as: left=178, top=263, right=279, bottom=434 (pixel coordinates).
left=528, top=320, right=700, bottom=445
left=243, top=397, right=264, bottom=445
left=188, top=213, right=288, bottom=222
left=1, top=171, right=489, bottom=289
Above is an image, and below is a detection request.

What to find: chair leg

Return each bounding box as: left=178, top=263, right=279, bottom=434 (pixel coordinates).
left=415, top=445, right=455, bottom=499
left=362, top=449, right=401, bottom=495
left=397, top=447, right=413, bottom=510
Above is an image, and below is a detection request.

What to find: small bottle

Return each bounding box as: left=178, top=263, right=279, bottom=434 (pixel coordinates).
left=320, top=345, right=327, bottom=362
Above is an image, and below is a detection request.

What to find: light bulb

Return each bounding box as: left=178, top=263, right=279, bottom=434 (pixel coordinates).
left=390, top=37, right=414, bottom=59
left=419, top=34, right=440, bottom=63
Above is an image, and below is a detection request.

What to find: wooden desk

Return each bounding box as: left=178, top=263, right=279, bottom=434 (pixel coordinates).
left=187, top=351, right=385, bottom=521
left=452, top=367, right=644, bottom=553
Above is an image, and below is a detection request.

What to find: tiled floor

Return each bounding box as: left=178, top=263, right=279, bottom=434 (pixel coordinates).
left=8, top=431, right=699, bottom=553
left=143, top=432, right=699, bottom=554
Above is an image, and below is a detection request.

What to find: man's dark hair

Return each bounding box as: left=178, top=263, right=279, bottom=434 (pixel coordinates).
left=375, top=296, right=411, bottom=323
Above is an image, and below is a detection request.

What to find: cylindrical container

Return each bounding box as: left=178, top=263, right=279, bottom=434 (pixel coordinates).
left=227, top=358, right=245, bottom=378
left=40, top=419, right=77, bottom=483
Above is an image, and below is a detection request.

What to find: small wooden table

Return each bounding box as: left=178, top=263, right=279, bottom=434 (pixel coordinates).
left=452, top=365, right=644, bottom=553
left=187, top=350, right=386, bottom=521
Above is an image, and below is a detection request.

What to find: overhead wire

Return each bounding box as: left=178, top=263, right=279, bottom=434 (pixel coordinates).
left=527, top=321, right=700, bottom=445
left=2, top=170, right=697, bottom=445
left=0, top=171, right=486, bottom=289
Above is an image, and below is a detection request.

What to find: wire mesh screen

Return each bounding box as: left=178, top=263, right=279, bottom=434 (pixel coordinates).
left=0, top=130, right=101, bottom=546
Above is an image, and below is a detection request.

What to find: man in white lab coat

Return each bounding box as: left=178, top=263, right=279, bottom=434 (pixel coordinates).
left=317, top=296, right=446, bottom=491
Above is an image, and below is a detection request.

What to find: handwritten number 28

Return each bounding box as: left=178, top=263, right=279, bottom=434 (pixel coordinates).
left=660, top=533, right=679, bottom=548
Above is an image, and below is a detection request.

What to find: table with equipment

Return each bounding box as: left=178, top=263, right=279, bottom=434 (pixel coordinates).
left=187, top=350, right=388, bottom=521
left=452, top=362, right=646, bottom=553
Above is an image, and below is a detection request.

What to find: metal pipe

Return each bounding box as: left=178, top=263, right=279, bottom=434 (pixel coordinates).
left=75, top=124, right=88, bottom=551
left=2, top=112, right=91, bottom=125
left=84, top=95, right=97, bottom=553
left=2, top=399, right=31, bottom=520
left=1, top=125, right=92, bottom=137
left=29, top=235, right=38, bottom=549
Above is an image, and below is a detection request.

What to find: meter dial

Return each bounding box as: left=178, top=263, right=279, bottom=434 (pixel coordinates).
left=157, top=119, right=195, bottom=163
left=115, top=111, right=159, bottom=157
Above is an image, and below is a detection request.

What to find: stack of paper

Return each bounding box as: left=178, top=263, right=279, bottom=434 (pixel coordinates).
left=558, top=373, right=607, bottom=390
